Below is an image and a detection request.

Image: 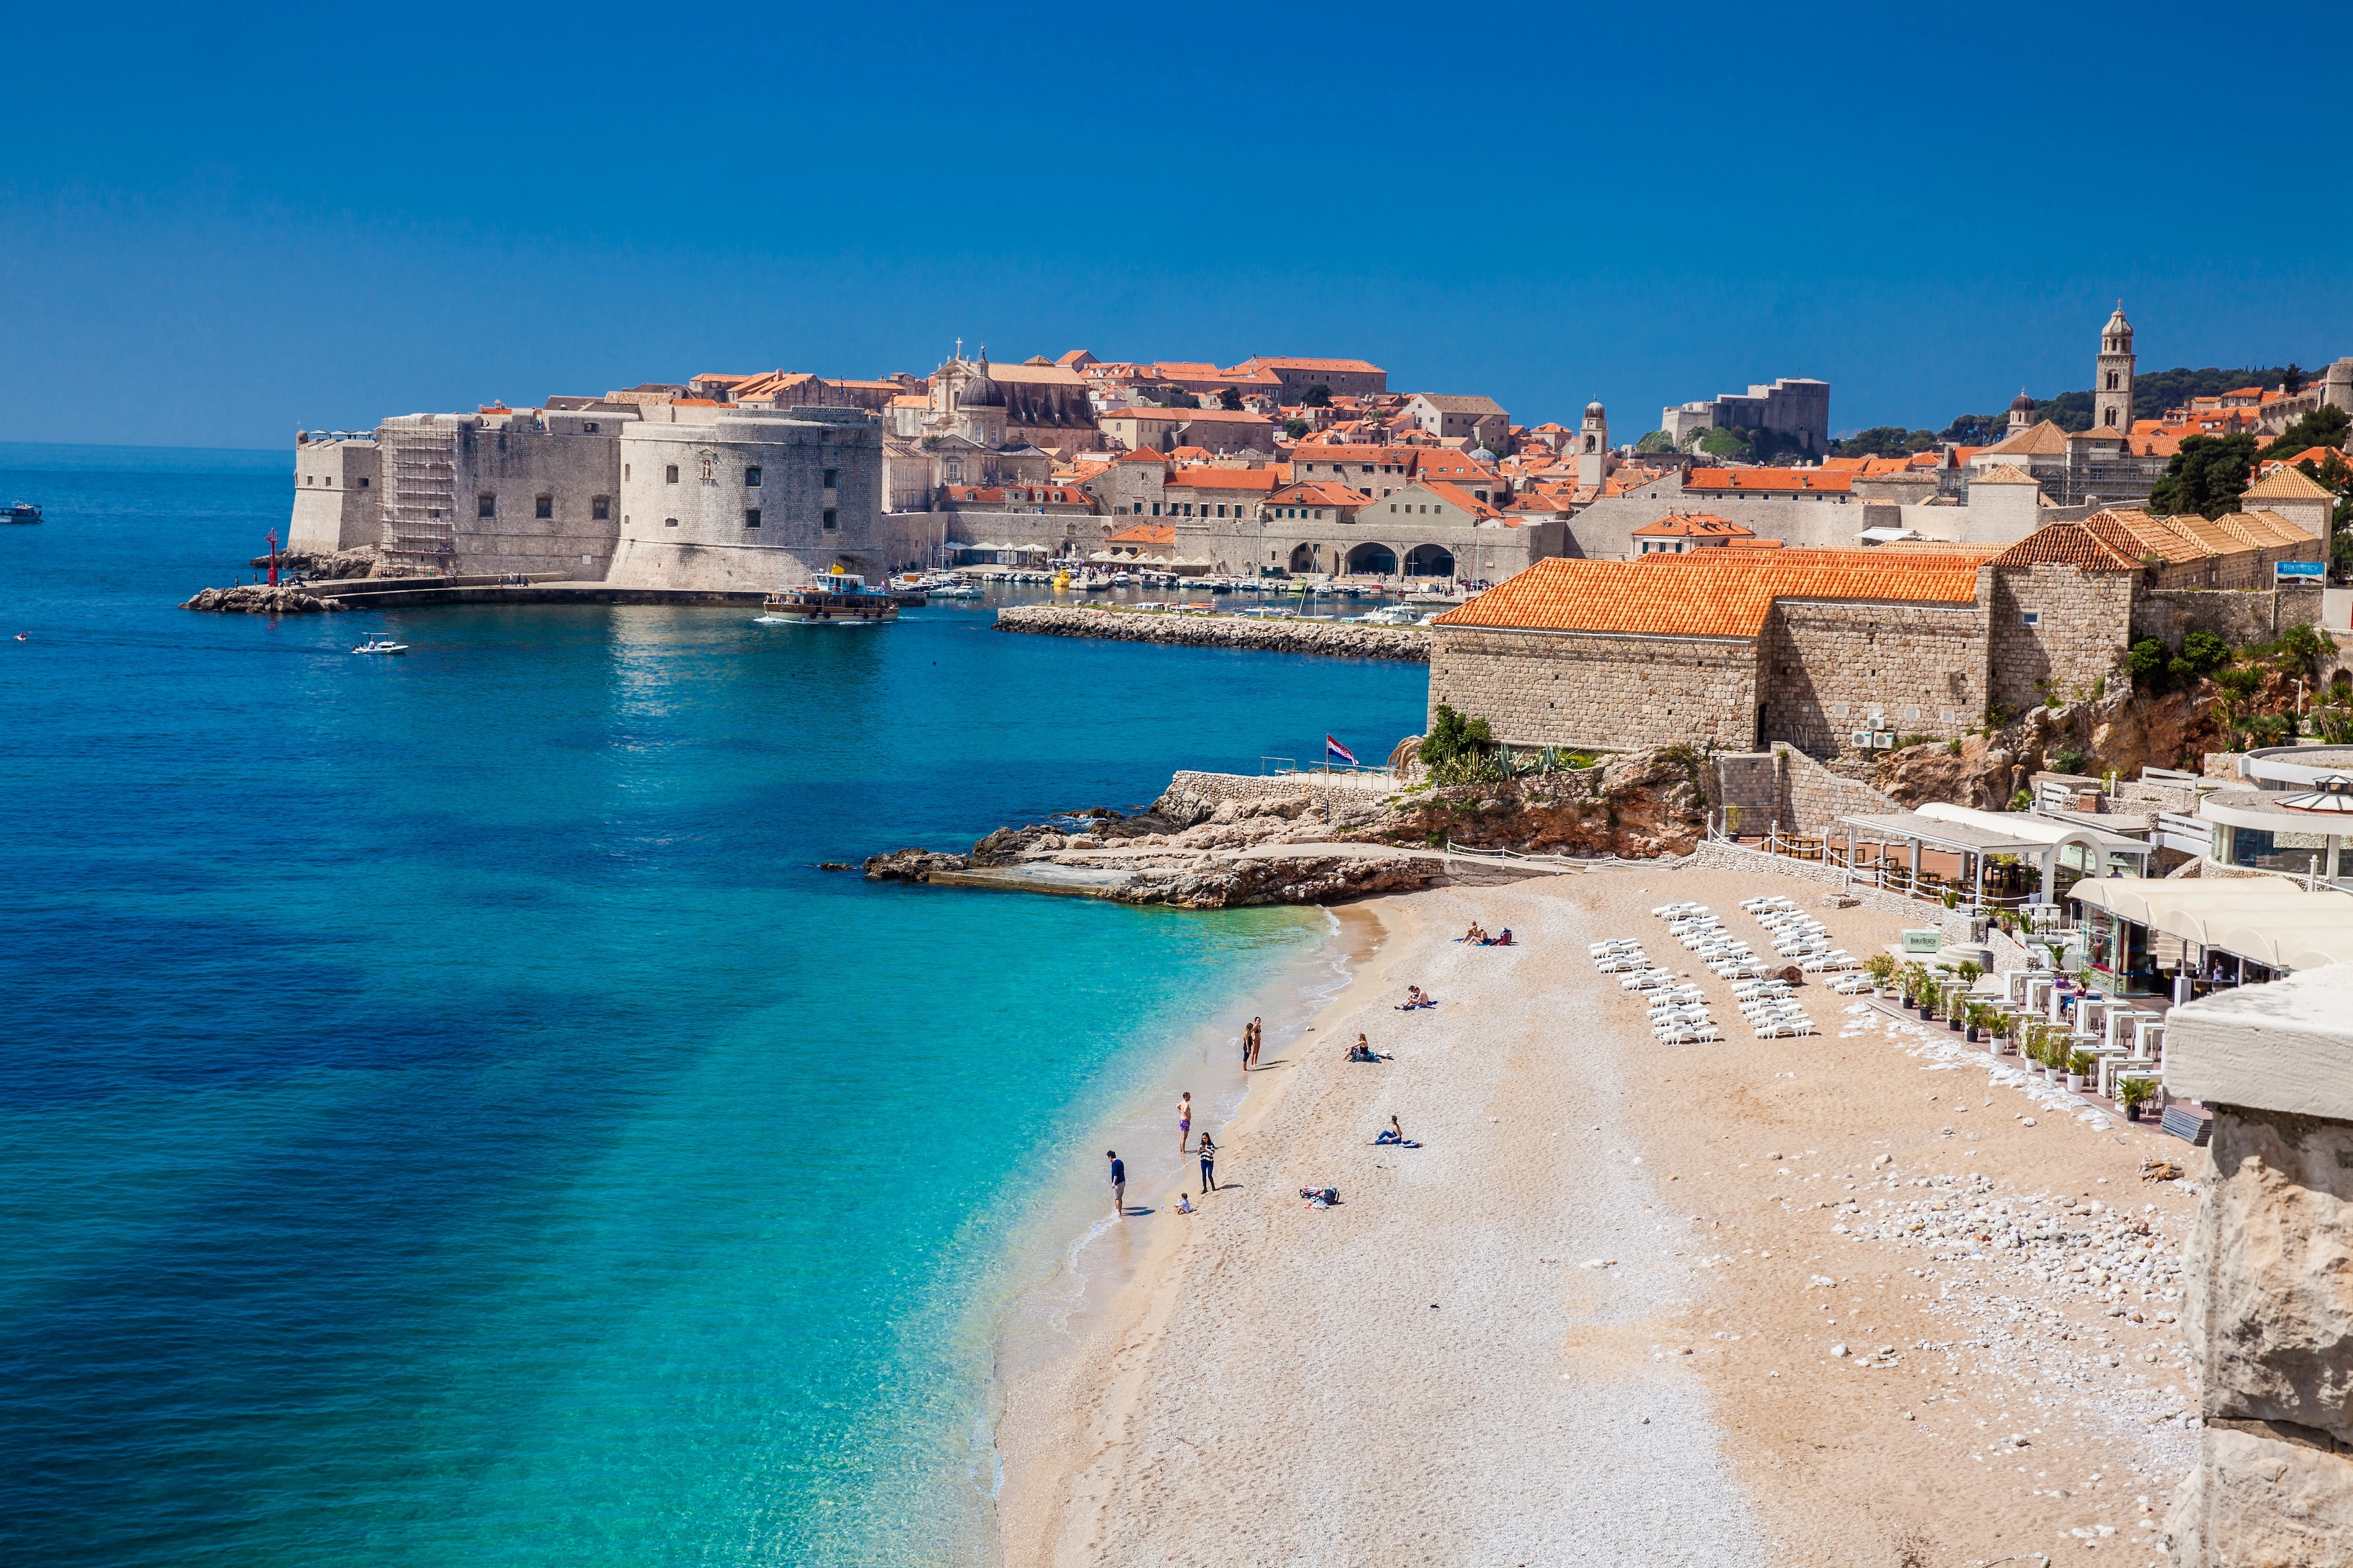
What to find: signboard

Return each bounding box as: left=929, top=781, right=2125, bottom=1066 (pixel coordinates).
left=1901, top=929, right=1942, bottom=953
left=2277, top=561, right=2325, bottom=581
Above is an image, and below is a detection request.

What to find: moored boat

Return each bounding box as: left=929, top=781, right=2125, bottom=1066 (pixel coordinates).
left=758, top=571, right=901, bottom=624
left=3, top=501, right=41, bottom=525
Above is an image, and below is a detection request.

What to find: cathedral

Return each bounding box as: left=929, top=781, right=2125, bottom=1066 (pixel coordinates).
left=883, top=346, right=1105, bottom=511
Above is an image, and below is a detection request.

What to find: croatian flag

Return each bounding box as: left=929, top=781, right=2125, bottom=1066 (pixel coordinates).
left=1326, top=735, right=1358, bottom=766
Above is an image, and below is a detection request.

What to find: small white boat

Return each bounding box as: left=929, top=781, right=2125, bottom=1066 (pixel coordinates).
left=352, top=634, right=409, bottom=655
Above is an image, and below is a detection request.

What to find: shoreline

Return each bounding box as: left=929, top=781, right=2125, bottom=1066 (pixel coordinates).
left=987, top=866, right=2204, bottom=1564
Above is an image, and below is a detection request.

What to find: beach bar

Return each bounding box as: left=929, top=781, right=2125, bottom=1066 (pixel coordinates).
left=2067, top=876, right=2353, bottom=999
left=1836, top=809, right=2153, bottom=909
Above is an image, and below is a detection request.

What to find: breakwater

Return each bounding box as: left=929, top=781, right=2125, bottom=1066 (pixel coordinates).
left=995, top=603, right=1430, bottom=661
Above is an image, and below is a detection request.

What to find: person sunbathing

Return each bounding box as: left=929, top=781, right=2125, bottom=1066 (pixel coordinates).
left=1396, top=985, right=1435, bottom=1009
left=1372, top=1115, right=1420, bottom=1147
left=1462, top=922, right=1486, bottom=944
left=1346, top=1034, right=1382, bottom=1063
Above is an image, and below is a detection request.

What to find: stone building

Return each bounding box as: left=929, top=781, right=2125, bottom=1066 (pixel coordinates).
left=1658, top=376, right=1831, bottom=454
left=2240, top=463, right=2338, bottom=540
left=1224, top=356, right=1387, bottom=399
left=288, top=431, right=382, bottom=554
left=1400, top=393, right=1510, bottom=450
left=608, top=406, right=894, bottom=589
left=1096, top=406, right=1278, bottom=456
left=375, top=405, right=633, bottom=579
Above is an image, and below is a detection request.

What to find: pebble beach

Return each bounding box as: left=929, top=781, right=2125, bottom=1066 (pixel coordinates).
left=994, top=866, right=2202, bottom=1566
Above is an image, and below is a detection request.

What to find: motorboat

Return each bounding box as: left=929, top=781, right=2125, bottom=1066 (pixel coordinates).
left=3, top=501, right=40, bottom=525
left=758, top=571, right=901, bottom=624
left=929, top=581, right=983, bottom=600
left=352, top=634, right=409, bottom=655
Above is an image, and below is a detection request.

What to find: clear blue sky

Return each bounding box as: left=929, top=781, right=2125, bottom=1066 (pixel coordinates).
left=5, top=1, right=2348, bottom=451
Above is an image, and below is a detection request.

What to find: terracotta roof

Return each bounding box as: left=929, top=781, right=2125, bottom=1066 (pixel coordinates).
left=1630, top=512, right=1755, bottom=539
left=1167, top=467, right=1280, bottom=492
left=1269, top=482, right=1367, bottom=507
left=1419, top=479, right=1503, bottom=520
left=1232, top=357, right=1385, bottom=374
left=1106, top=524, right=1176, bottom=545
left=1970, top=463, right=2041, bottom=486
left=1431, top=551, right=1986, bottom=640
left=1986, top=520, right=2143, bottom=571
left=1117, top=448, right=1170, bottom=465
left=1978, top=419, right=2073, bottom=458
left=2210, top=509, right=2313, bottom=550
left=2245, top=464, right=2335, bottom=501
left=1410, top=393, right=1508, bottom=415
left=1685, top=467, right=1855, bottom=493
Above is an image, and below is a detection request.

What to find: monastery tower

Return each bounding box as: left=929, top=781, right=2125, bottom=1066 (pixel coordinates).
left=1577, top=401, right=1609, bottom=490
left=2094, top=302, right=2135, bottom=432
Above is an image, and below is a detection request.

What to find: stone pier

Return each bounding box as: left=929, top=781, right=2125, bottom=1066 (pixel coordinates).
left=2162, top=964, right=2353, bottom=1565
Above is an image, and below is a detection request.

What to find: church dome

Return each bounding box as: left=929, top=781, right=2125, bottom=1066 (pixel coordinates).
left=958, top=370, right=1006, bottom=409
left=2010, top=390, right=2036, bottom=412
left=2103, top=302, right=2132, bottom=341
left=1470, top=447, right=1497, bottom=462
left=1585, top=401, right=1605, bottom=419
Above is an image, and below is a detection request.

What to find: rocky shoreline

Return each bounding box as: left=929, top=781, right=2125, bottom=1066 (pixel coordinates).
left=994, top=603, right=1429, bottom=661
left=182, top=585, right=348, bottom=614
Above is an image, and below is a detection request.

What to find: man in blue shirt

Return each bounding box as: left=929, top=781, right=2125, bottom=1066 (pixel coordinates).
left=1107, top=1150, right=1125, bottom=1218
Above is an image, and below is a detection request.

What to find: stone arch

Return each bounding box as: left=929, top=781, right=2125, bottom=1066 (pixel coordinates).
left=1403, top=544, right=1455, bottom=577
left=1345, top=541, right=1397, bottom=575
left=1289, top=542, right=1322, bottom=573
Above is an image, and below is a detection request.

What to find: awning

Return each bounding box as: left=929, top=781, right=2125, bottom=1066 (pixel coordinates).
left=1915, top=802, right=2151, bottom=858
left=1838, top=812, right=2051, bottom=856
left=2068, top=876, right=2353, bottom=957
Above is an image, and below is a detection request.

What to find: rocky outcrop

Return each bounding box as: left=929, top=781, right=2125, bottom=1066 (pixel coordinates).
left=1343, top=747, right=1710, bottom=859
left=995, top=604, right=1429, bottom=661
left=861, top=848, right=972, bottom=882
left=180, top=585, right=346, bottom=614
left=250, top=546, right=381, bottom=579
left=1109, top=850, right=1441, bottom=909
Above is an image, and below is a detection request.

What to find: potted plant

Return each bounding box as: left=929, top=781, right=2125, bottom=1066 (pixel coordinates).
left=2067, top=1048, right=2094, bottom=1092
left=2118, top=1075, right=2154, bottom=1122
left=1945, top=987, right=1966, bottom=1031
left=1963, top=1002, right=1994, bottom=1044
left=1901, top=962, right=1933, bottom=1018
left=1865, top=954, right=1897, bottom=997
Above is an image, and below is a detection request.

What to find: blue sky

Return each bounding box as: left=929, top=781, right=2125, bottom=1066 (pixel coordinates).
left=5, top=1, right=2349, bottom=450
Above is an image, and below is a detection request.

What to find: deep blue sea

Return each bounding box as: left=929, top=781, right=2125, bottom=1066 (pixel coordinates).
left=0, top=446, right=1427, bottom=1566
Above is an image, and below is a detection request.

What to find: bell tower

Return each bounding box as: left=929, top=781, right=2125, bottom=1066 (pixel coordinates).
left=1577, top=401, right=1610, bottom=490
left=2094, top=302, right=2135, bottom=434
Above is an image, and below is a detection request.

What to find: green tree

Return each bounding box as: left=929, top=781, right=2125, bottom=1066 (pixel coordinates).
left=2283, top=363, right=2307, bottom=395
left=1940, top=413, right=2010, bottom=446
left=2266, top=403, right=2350, bottom=465
left=2126, top=637, right=2167, bottom=693
left=1298, top=384, right=1332, bottom=409
left=1696, top=427, right=1753, bottom=460
left=1829, top=425, right=1938, bottom=458
left=2149, top=432, right=2258, bottom=518
left=1419, top=704, right=1494, bottom=768
left=1216, top=386, right=1244, bottom=411
left=1633, top=429, right=1679, bottom=454
left=1282, top=417, right=1310, bottom=440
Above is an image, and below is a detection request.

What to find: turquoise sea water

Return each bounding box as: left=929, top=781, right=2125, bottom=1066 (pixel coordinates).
left=0, top=452, right=1426, bottom=1566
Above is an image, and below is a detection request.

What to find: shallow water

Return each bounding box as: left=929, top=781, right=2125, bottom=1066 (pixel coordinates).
left=0, top=451, right=1427, bottom=1565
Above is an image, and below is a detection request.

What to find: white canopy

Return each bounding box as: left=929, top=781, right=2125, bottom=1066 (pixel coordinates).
left=1915, top=802, right=2151, bottom=857
left=2069, top=875, right=2353, bottom=966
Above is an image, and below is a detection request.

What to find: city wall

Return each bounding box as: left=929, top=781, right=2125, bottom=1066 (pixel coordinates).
left=1986, top=563, right=2137, bottom=713
left=1763, top=599, right=1987, bottom=753
left=2130, top=587, right=2325, bottom=651
left=1428, top=625, right=1757, bottom=751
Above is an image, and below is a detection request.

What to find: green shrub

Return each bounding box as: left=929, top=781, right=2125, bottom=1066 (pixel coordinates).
left=2055, top=749, right=2089, bottom=776
left=1419, top=705, right=1494, bottom=770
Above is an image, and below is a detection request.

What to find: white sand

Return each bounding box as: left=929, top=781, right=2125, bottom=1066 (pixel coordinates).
left=994, top=866, right=2201, bottom=1566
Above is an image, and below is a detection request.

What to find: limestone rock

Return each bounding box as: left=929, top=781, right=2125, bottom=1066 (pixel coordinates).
left=994, top=604, right=1428, bottom=663
left=180, top=585, right=346, bottom=614
left=2165, top=1423, right=2353, bottom=1568
left=861, top=848, right=970, bottom=882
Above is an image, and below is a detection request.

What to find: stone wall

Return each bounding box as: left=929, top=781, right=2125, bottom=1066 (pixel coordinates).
left=1780, top=745, right=1903, bottom=835
left=2132, top=588, right=2325, bottom=651
left=1763, top=599, right=1987, bottom=753
left=288, top=437, right=381, bottom=554
left=612, top=408, right=886, bottom=589
left=998, top=604, right=1428, bottom=661
left=1429, top=624, right=1755, bottom=751
left=1987, top=562, right=2136, bottom=713
left=2161, top=966, right=2353, bottom=1565
left=1157, top=768, right=1397, bottom=821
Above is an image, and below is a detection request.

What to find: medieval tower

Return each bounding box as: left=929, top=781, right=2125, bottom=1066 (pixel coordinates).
left=1577, top=401, right=1610, bottom=489
left=2094, top=302, right=2136, bottom=432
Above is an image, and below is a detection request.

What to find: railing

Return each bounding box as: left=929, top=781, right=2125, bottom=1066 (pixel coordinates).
left=1263, top=755, right=1393, bottom=781
left=1443, top=839, right=1674, bottom=872
left=1706, top=823, right=2059, bottom=918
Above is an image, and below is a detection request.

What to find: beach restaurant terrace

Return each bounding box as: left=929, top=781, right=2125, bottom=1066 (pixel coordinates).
left=2067, top=876, right=2353, bottom=999
left=1834, top=808, right=2153, bottom=910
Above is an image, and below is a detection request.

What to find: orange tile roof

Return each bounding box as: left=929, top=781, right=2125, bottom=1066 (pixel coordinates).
left=1106, top=524, right=1176, bottom=545
left=1231, top=356, right=1385, bottom=374
left=1979, top=419, right=2072, bottom=458
left=1986, top=520, right=2143, bottom=571
left=1168, top=467, right=1280, bottom=492
left=1432, top=551, right=1987, bottom=639
left=1630, top=512, right=1755, bottom=539
left=1269, top=482, right=1367, bottom=507
left=1117, top=448, right=1170, bottom=464
left=1419, top=479, right=1503, bottom=520
left=1685, top=466, right=1856, bottom=493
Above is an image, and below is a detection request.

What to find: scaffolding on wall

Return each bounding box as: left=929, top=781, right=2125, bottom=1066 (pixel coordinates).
left=381, top=423, right=459, bottom=574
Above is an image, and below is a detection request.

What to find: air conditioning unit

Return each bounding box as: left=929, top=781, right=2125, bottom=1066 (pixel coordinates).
left=1873, top=732, right=1896, bottom=749
left=1850, top=731, right=1874, bottom=750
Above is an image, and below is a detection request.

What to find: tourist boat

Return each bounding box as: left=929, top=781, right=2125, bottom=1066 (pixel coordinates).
left=351, top=634, right=409, bottom=655
left=929, top=581, right=982, bottom=600
left=3, top=501, right=40, bottom=525
left=757, top=572, right=900, bottom=625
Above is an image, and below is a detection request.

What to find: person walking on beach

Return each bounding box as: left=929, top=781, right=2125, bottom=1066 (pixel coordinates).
left=1195, top=1130, right=1218, bottom=1194
left=1107, top=1150, right=1125, bottom=1218
left=1178, top=1091, right=1192, bottom=1150
left=1240, top=1023, right=1252, bottom=1073
left=1248, top=1017, right=1262, bottom=1069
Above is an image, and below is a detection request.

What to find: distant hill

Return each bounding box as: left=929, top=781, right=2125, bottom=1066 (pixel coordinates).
left=1935, top=365, right=2307, bottom=446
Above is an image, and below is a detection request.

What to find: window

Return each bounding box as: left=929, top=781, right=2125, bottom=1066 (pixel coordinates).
left=584, top=421, right=600, bottom=434
left=822, top=509, right=837, bottom=531
left=325, top=476, right=333, bottom=487
left=664, top=517, right=680, bottom=528
left=2022, top=611, right=2040, bottom=626
left=478, top=493, right=497, bottom=518
left=822, top=468, right=838, bottom=488
left=624, top=464, right=631, bottom=480
left=592, top=495, right=610, bottom=521
left=744, top=466, right=763, bottom=487
left=663, top=464, right=682, bottom=483
left=1389, top=503, right=1397, bottom=513
left=358, top=477, right=370, bottom=489
left=744, top=508, right=762, bottom=528
left=534, top=495, right=553, bottom=520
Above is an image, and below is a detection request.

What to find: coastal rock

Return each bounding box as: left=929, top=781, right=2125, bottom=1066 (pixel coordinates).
left=861, top=848, right=971, bottom=882
left=994, top=604, right=1428, bottom=662
left=180, top=585, right=346, bottom=614
left=249, top=546, right=380, bottom=580
left=1348, top=746, right=1709, bottom=858
left=1112, top=850, right=1444, bottom=910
